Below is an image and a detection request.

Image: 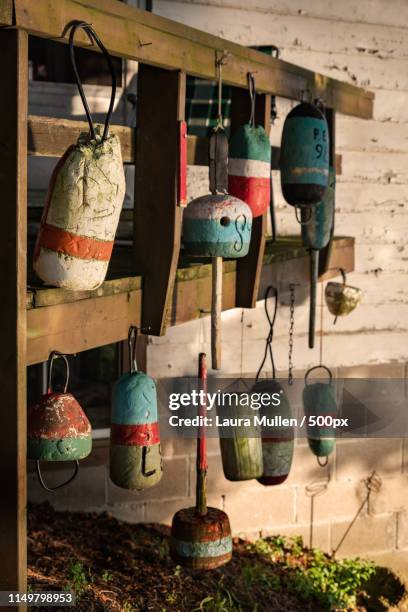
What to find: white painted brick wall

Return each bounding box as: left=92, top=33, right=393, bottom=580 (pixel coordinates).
left=147, top=0, right=408, bottom=376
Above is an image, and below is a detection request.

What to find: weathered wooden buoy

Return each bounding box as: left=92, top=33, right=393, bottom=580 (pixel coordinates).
left=252, top=286, right=294, bottom=485
left=218, top=390, right=263, bottom=481
left=182, top=53, right=253, bottom=370
left=280, top=101, right=329, bottom=208
left=325, top=268, right=362, bottom=324
left=110, top=327, right=163, bottom=490
left=301, top=166, right=336, bottom=348
left=34, top=21, right=125, bottom=291
left=28, top=352, right=92, bottom=490
left=303, top=365, right=336, bottom=462
left=170, top=353, right=232, bottom=569
left=228, top=124, right=271, bottom=218
left=183, top=194, right=252, bottom=258
left=252, top=379, right=294, bottom=486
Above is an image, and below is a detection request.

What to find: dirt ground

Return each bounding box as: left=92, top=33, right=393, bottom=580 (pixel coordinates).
left=28, top=503, right=406, bottom=611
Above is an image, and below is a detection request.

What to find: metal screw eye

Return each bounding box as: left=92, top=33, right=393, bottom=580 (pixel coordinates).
left=220, top=216, right=231, bottom=226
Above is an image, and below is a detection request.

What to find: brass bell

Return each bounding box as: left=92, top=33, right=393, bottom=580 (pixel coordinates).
left=325, top=268, right=362, bottom=324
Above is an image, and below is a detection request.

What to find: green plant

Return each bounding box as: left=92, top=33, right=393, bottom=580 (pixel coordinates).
left=66, top=561, right=90, bottom=597
left=287, top=551, right=376, bottom=610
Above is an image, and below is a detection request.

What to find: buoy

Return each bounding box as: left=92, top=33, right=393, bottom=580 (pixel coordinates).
left=34, top=21, right=125, bottom=290
left=28, top=352, right=92, bottom=491
left=228, top=76, right=271, bottom=218
left=301, top=166, right=335, bottom=348
left=303, top=365, right=336, bottom=463
left=218, top=382, right=263, bottom=481
left=280, top=100, right=329, bottom=209
left=253, top=379, right=294, bottom=486
left=182, top=52, right=253, bottom=369
left=183, top=194, right=252, bottom=258
left=170, top=353, right=232, bottom=569
left=110, top=327, right=163, bottom=490
left=252, top=286, right=294, bottom=485
left=325, top=268, right=362, bottom=324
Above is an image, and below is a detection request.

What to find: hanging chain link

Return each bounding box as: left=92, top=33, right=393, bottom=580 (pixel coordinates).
left=288, top=283, right=296, bottom=385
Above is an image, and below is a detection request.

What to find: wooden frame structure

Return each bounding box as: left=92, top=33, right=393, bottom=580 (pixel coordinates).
left=0, top=0, right=373, bottom=601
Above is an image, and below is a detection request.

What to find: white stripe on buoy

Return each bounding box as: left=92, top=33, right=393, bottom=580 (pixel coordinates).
left=228, top=157, right=271, bottom=178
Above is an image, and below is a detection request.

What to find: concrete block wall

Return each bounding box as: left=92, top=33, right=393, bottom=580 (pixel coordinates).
left=28, top=361, right=408, bottom=557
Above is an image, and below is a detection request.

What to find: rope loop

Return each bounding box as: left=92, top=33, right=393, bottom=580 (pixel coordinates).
left=68, top=20, right=116, bottom=143
left=255, top=286, right=278, bottom=382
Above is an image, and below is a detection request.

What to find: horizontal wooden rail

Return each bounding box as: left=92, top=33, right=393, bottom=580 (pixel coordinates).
left=27, top=115, right=342, bottom=173
left=26, top=237, right=354, bottom=364
left=9, top=0, right=373, bottom=118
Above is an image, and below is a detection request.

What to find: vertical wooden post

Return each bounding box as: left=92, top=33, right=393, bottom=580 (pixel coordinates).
left=134, top=65, right=186, bottom=335
left=318, top=108, right=336, bottom=276
left=230, top=88, right=271, bottom=307
left=0, top=29, right=28, bottom=600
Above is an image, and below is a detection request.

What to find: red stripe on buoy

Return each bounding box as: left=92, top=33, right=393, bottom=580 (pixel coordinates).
left=110, top=422, right=160, bottom=446
left=228, top=175, right=270, bottom=217
left=37, top=224, right=114, bottom=261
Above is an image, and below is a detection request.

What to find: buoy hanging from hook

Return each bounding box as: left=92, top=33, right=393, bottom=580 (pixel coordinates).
left=182, top=51, right=253, bottom=369
left=27, top=351, right=92, bottom=491
left=110, top=326, right=163, bottom=490
left=33, top=21, right=126, bottom=291
left=280, top=92, right=329, bottom=214
left=303, top=365, right=337, bottom=465
left=228, top=73, right=272, bottom=218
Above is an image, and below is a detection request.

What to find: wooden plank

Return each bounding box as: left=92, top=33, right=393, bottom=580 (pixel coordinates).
left=134, top=65, right=185, bottom=335
left=0, top=29, right=28, bottom=601
left=27, top=291, right=141, bottom=365
left=26, top=238, right=353, bottom=361
left=27, top=115, right=343, bottom=172
left=28, top=115, right=134, bottom=162
left=12, top=0, right=374, bottom=118
left=231, top=87, right=270, bottom=308
left=27, top=276, right=141, bottom=309
left=0, top=0, right=12, bottom=24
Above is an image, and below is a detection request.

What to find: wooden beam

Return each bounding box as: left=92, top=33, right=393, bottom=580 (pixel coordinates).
left=26, top=238, right=354, bottom=361
left=230, top=87, right=270, bottom=308
left=0, top=0, right=12, bottom=25
left=134, top=65, right=185, bottom=335
left=27, top=114, right=343, bottom=173
left=0, top=28, right=28, bottom=602
left=12, top=0, right=373, bottom=118
left=27, top=291, right=141, bottom=365
left=27, top=115, right=135, bottom=162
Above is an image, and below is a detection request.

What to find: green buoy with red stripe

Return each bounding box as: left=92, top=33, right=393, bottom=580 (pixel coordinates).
left=228, top=74, right=271, bottom=218
left=110, top=327, right=163, bottom=490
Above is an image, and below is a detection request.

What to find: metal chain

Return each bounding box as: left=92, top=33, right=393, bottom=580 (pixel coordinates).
left=288, top=283, right=295, bottom=385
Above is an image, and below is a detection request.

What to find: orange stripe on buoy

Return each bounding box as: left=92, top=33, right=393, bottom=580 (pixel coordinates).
left=37, top=224, right=114, bottom=261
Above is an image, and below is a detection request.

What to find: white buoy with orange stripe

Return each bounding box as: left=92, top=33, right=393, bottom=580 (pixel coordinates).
left=33, top=21, right=125, bottom=291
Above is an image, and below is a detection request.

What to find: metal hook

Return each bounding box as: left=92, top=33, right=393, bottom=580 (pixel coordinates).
left=295, top=206, right=312, bottom=225
left=316, top=455, right=329, bottom=468
left=128, top=326, right=138, bottom=374
left=36, top=460, right=79, bottom=492
left=68, top=20, right=116, bottom=143
left=215, top=50, right=231, bottom=130
left=300, top=88, right=313, bottom=104
left=247, top=72, right=256, bottom=127
left=47, top=351, right=70, bottom=394
left=304, top=364, right=333, bottom=386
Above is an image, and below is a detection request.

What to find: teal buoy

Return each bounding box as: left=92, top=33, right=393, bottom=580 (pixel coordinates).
left=303, top=365, right=336, bottom=463
left=280, top=101, right=329, bottom=208
left=301, top=166, right=336, bottom=348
